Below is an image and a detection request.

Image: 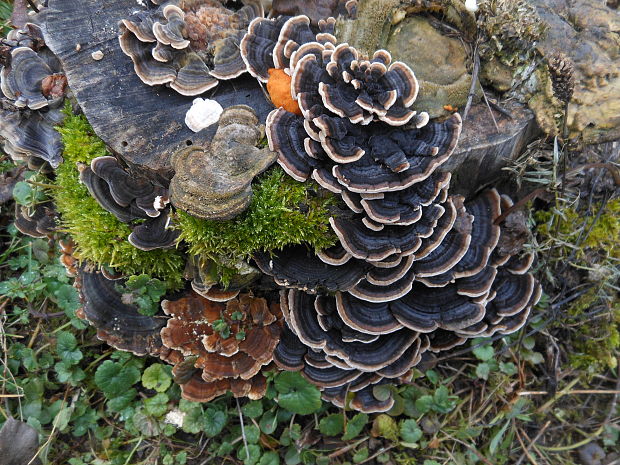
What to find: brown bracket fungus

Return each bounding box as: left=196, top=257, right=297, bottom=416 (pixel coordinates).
left=160, top=291, right=282, bottom=402
left=14, top=201, right=57, bottom=238
left=119, top=0, right=263, bottom=96
left=169, top=105, right=277, bottom=220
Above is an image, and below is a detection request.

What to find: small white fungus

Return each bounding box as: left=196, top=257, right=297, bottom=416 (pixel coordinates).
left=185, top=98, right=224, bottom=133
left=91, top=50, right=104, bottom=60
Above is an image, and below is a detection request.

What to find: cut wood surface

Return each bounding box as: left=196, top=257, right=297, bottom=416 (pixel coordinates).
left=43, top=0, right=273, bottom=184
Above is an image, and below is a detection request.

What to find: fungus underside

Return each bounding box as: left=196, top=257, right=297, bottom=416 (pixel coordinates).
left=52, top=105, right=184, bottom=287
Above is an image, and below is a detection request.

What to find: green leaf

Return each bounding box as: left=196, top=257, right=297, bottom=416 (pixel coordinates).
left=12, top=181, right=33, bottom=205
left=489, top=420, right=510, bottom=455
left=425, top=370, right=440, bottom=385
left=107, top=389, right=137, bottom=413
left=182, top=405, right=205, bottom=434
left=244, top=424, right=261, bottom=444
left=352, top=447, right=369, bottom=463
left=319, top=414, right=344, bottom=436
left=237, top=444, right=261, bottom=465
left=142, top=363, right=172, bottom=392
left=415, top=395, right=433, bottom=414
left=95, top=360, right=140, bottom=397
left=342, top=413, right=368, bottom=441
left=371, top=414, right=399, bottom=441
left=259, top=409, right=278, bottom=434
left=55, top=331, right=83, bottom=365
left=499, top=362, right=517, bottom=376
left=144, top=393, right=169, bottom=417
left=476, top=362, right=491, bottom=380
left=204, top=408, right=227, bottom=437
left=54, top=361, right=86, bottom=385
left=131, top=408, right=160, bottom=437
left=399, top=419, right=423, bottom=443
left=54, top=285, right=81, bottom=313
left=472, top=343, right=494, bottom=362
left=274, top=372, right=321, bottom=415
left=242, top=400, right=263, bottom=419
left=259, top=451, right=280, bottom=465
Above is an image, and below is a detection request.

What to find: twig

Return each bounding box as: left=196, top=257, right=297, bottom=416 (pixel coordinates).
left=236, top=398, right=250, bottom=462
left=519, top=390, right=620, bottom=396
left=516, top=422, right=550, bottom=465
left=462, top=40, right=480, bottom=121
left=603, top=356, right=620, bottom=426
left=356, top=445, right=395, bottom=464
left=480, top=88, right=500, bottom=133
left=328, top=437, right=368, bottom=459
left=514, top=421, right=540, bottom=465
left=26, top=0, right=39, bottom=13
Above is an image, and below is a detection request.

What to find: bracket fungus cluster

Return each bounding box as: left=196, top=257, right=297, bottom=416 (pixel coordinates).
left=0, top=23, right=67, bottom=170
left=239, top=14, right=541, bottom=411
left=119, top=0, right=263, bottom=95
left=160, top=291, right=282, bottom=402
left=0, top=1, right=545, bottom=415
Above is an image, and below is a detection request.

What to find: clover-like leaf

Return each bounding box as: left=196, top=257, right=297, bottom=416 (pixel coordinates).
left=242, top=400, right=263, bottom=419
left=144, top=392, right=169, bottom=417
left=237, top=444, right=261, bottom=465
left=274, top=372, right=321, bottom=415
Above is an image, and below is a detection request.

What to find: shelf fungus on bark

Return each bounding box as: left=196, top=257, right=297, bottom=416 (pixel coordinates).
left=74, top=265, right=167, bottom=356
left=119, top=0, right=263, bottom=96
left=78, top=156, right=178, bottom=250
left=0, top=24, right=67, bottom=169
left=159, top=291, right=282, bottom=402
left=169, top=105, right=277, bottom=220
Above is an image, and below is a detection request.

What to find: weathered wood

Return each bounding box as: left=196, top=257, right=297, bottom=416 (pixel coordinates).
left=43, top=0, right=273, bottom=184
left=445, top=101, right=540, bottom=196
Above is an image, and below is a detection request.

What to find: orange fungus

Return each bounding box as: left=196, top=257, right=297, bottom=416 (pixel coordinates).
left=266, top=68, right=301, bottom=115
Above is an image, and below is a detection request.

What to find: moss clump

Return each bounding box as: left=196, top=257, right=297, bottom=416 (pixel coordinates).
left=52, top=106, right=184, bottom=287
left=175, top=167, right=337, bottom=277
left=535, top=199, right=620, bottom=261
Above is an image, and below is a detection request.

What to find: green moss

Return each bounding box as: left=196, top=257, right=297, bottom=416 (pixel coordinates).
left=535, top=199, right=620, bottom=261
left=52, top=106, right=184, bottom=287
left=174, top=167, right=337, bottom=279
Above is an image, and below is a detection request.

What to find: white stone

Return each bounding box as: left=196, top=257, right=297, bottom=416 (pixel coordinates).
left=185, top=98, right=224, bottom=133
left=91, top=50, right=104, bottom=61
left=164, top=409, right=185, bottom=428
left=465, top=0, right=478, bottom=13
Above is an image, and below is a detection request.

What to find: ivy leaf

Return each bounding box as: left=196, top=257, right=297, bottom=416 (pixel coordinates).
left=352, top=447, right=369, bottom=463
left=415, top=395, right=433, bottom=414
left=318, top=414, right=344, bottom=436
left=142, top=363, right=172, bottom=392
left=274, top=372, right=321, bottom=415
left=399, top=419, right=423, bottom=443
left=131, top=408, right=160, bottom=437
left=342, top=413, right=368, bottom=441
left=499, top=362, right=517, bottom=376
left=12, top=181, right=33, bottom=205
left=55, top=331, right=83, bottom=365
left=95, top=360, right=140, bottom=397
left=204, top=408, right=227, bottom=437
